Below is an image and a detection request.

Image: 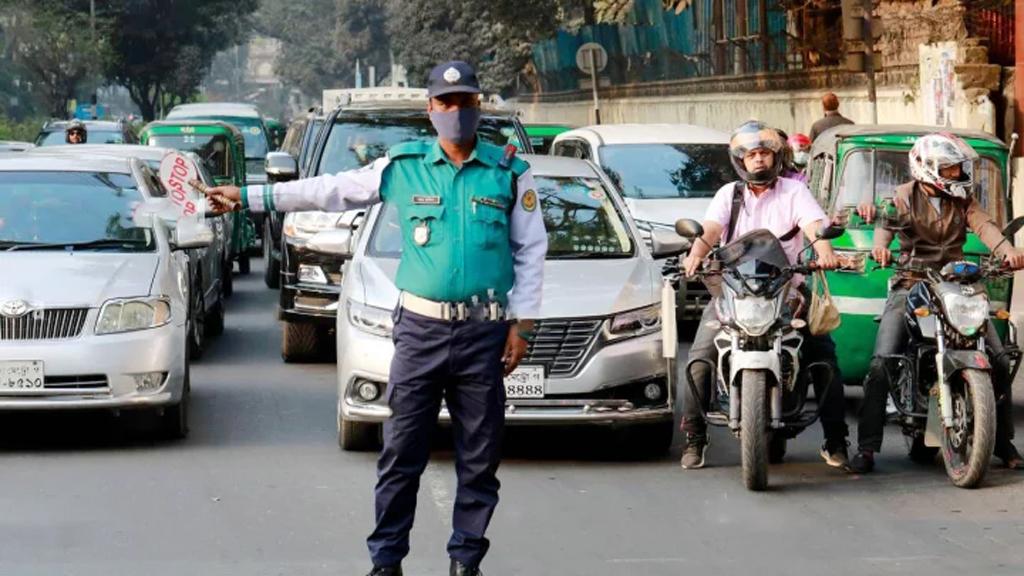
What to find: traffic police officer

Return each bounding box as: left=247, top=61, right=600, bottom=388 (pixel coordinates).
left=204, top=61, right=547, bottom=576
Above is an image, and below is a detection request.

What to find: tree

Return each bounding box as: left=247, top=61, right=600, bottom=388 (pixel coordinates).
left=98, top=0, right=259, bottom=120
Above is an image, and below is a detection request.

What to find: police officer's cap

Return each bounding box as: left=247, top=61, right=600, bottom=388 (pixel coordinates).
left=427, top=61, right=482, bottom=98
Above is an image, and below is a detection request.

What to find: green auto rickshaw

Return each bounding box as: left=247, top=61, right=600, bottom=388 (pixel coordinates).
left=524, top=122, right=573, bottom=155
left=806, top=124, right=1014, bottom=384
left=139, top=120, right=257, bottom=277
left=264, top=118, right=286, bottom=151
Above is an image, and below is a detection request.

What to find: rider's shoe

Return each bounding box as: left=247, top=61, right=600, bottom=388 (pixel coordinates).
left=995, top=443, right=1024, bottom=470
left=820, top=439, right=849, bottom=469
left=846, top=449, right=875, bottom=474
left=680, top=433, right=708, bottom=469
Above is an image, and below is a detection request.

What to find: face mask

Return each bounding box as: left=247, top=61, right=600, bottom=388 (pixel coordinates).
left=429, top=107, right=480, bottom=145
left=793, top=151, right=809, bottom=167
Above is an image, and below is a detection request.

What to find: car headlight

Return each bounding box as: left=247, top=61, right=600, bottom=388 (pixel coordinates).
left=942, top=293, right=988, bottom=337
left=605, top=304, right=661, bottom=341
left=732, top=295, right=777, bottom=336
left=283, top=211, right=345, bottom=240
left=96, top=297, right=172, bottom=335
left=347, top=300, right=394, bottom=337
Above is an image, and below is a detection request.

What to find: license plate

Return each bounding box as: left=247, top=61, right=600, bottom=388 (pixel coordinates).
left=504, top=365, right=545, bottom=398
left=0, top=361, right=44, bottom=391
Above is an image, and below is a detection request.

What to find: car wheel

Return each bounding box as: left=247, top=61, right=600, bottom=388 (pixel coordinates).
left=160, top=367, right=190, bottom=440
left=263, top=220, right=280, bottom=289
left=338, top=411, right=381, bottom=451
left=238, top=253, right=251, bottom=275
left=281, top=321, right=319, bottom=363
left=207, top=299, right=225, bottom=338
left=188, top=280, right=205, bottom=360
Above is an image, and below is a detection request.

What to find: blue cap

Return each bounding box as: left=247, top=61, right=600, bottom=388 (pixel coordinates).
left=427, top=61, right=482, bottom=98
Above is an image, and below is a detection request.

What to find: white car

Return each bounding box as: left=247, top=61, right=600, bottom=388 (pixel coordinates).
left=0, top=154, right=213, bottom=437
left=331, top=155, right=687, bottom=454
left=551, top=124, right=733, bottom=323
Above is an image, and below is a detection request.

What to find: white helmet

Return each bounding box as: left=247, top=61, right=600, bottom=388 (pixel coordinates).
left=908, top=132, right=978, bottom=199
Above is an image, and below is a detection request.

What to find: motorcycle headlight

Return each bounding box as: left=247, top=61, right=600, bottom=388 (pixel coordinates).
left=347, top=300, right=394, bottom=337
left=941, top=293, right=988, bottom=337
left=284, top=211, right=345, bottom=240
left=732, top=295, right=777, bottom=336
left=606, top=304, right=661, bottom=341
left=96, top=297, right=172, bottom=335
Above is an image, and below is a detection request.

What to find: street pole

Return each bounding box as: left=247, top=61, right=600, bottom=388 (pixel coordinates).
left=90, top=0, right=95, bottom=43
left=590, top=50, right=601, bottom=125
left=863, top=0, right=878, bottom=123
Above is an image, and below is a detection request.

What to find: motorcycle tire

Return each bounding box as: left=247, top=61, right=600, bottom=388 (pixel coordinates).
left=740, top=370, right=769, bottom=491
left=941, top=369, right=995, bottom=489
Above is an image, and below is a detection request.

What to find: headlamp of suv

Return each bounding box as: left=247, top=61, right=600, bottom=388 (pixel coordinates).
left=347, top=300, right=394, bottom=337
left=284, top=211, right=345, bottom=240
left=941, top=292, right=988, bottom=337
left=605, top=304, right=661, bottom=341
left=96, top=297, right=172, bottom=335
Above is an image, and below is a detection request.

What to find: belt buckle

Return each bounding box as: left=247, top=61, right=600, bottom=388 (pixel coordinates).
left=440, top=302, right=452, bottom=321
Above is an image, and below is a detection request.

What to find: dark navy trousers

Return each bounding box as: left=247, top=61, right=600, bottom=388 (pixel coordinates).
left=367, top=307, right=508, bottom=568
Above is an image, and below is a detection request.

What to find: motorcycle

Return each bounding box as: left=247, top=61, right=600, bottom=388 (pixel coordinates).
left=675, top=221, right=844, bottom=490
left=871, top=217, right=1024, bottom=488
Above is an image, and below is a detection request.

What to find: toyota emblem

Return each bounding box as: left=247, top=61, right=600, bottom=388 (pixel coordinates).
left=0, top=299, right=30, bottom=317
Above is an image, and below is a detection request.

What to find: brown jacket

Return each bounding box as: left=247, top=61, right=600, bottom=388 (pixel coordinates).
left=875, top=181, right=1006, bottom=288
left=809, top=111, right=854, bottom=141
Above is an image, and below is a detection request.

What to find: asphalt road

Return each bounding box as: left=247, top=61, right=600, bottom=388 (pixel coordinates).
left=0, top=261, right=1022, bottom=576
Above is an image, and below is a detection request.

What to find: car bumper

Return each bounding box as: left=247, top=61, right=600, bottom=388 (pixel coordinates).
left=280, top=239, right=343, bottom=323
left=337, top=320, right=672, bottom=426
left=0, top=322, right=186, bottom=410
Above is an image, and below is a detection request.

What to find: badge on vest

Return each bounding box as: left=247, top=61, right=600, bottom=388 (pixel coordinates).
left=414, top=222, right=431, bottom=246
left=412, top=195, right=442, bottom=205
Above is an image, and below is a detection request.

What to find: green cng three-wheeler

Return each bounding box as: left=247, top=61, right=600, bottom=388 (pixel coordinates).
left=806, top=124, right=1014, bottom=385
left=139, top=120, right=257, bottom=276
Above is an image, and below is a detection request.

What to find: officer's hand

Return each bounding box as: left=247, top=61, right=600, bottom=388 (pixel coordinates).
left=502, top=325, right=529, bottom=376
left=871, top=246, right=891, bottom=267
left=1004, top=248, right=1024, bottom=270
left=857, top=202, right=876, bottom=223
left=682, top=253, right=703, bottom=278
left=205, top=185, right=242, bottom=215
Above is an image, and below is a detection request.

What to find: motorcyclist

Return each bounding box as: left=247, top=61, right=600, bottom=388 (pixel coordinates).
left=65, top=120, right=87, bottom=144
left=851, top=132, right=1024, bottom=473
left=679, top=120, right=849, bottom=470
left=776, top=129, right=808, bottom=184
left=788, top=133, right=812, bottom=175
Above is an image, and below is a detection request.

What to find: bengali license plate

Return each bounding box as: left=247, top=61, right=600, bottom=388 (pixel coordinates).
left=0, top=361, right=44, bottom=391
left=504, top=365, right=545, bottom=399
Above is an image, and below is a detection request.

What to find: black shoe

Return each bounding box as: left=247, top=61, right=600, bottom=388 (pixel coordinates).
left=846, top=450, right=875, bottom=474
left=367, top=566, right=402, bottom=576
left=680, top=433, right=708, bottom=469
left=995, top=443, right=1024, bottom=470
left=450, top=559, right=482, bottom=576
left=820, top=440, right=849, bottom=469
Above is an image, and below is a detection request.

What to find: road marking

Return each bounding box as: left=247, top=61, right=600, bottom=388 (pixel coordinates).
left=424, top=462, right=453, bottom=529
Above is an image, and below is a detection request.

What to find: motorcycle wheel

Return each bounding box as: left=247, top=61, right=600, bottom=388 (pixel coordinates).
left=941, top=369, right=995, bottom=489
left=740, top=370, right=769, bottom=491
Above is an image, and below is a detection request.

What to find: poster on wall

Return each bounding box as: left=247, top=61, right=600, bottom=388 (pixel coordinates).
left=920, top=42, right=957, bottom=127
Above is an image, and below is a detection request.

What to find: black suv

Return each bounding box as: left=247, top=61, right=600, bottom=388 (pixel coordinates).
left=268, top=95, right=531, bottom=362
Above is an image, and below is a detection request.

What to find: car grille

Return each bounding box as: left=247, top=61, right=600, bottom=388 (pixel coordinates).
left=0, top=309, right=89, bottom=341
left=45, top=375, right=108, bottom=389
left=523, top=318, right=603, bottom=377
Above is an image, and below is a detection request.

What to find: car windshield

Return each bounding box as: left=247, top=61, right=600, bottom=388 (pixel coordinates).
left=37, top=129, right=125, bottom=146
left=147, top=133, right=233, bottom=180
left=598, top=143, right=733, bottom=199
left=315, top=116, right=520, bottom=175
left=369, top=175, right=634, bottom=259
left=836, top=148, right=1007, bottom=225
left=0, top=171, right=155, bottom=251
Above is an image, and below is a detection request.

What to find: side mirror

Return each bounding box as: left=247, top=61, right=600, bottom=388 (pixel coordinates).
left=1002, top=216, right=1024, bottom=238
left=817, top=224, right=845, bottom=240
left=675, top=218, right=704, bottom=239
left=172, top=220, right=214, bottom=250
left=650, top=227, right=690, bottom=259
left=307, top=228, right=353, bottom=258
left=265, top=151, right=298, bottom=183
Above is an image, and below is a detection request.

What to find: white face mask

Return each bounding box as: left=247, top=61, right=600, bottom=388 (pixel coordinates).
left=793, top=151, right=809, bottom=167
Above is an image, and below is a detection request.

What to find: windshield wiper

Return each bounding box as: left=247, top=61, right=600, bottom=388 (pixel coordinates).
left=547, top=252, right=630, bottom=259
left=7, top=238, right=149, bottom=252
left=1, top=240, right=48, bottom=251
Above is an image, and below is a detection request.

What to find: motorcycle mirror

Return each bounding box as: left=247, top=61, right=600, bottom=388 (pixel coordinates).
left=817, top=224, right=845, bottom=240
left=1001, top=216, right=1024, bottom=239
left=675, top=218, right=704, bottom=239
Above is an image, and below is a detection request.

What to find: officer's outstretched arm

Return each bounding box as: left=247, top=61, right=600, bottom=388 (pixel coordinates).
left=241, top=157, right=390, bottom=213
left=507, top=170, right=548, bottom=321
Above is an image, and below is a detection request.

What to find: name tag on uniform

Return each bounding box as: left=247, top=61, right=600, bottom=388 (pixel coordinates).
left=473, top=196, right=507, bottom=210
left=413, top=195, right=442, bottom=205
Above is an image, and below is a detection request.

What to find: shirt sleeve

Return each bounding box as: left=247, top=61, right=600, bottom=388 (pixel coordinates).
left=242, top=157, right=389, bottom=213
left=506, top=169, right=548, bottom=319
left=791, top=180, right=828, bottom=230
left=965, top=198, right=1008, bottom=256
left=704, top=183, right=736, bottom=228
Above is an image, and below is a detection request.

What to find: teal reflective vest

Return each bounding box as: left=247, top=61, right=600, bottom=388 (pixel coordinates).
left=380, top=139, right=529, bottom=306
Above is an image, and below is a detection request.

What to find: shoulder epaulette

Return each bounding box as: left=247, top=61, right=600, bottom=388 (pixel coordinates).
left=388, top=140, right=431, bottom=159
left=509, top=155, right=529, bottom=178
